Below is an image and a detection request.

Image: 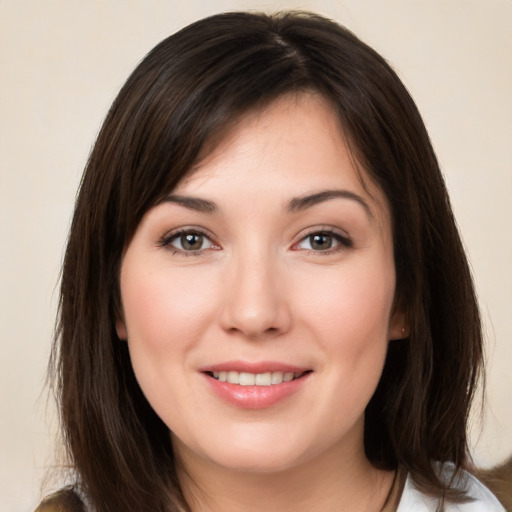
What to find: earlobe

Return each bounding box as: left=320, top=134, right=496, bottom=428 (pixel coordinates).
left=388, top=309, right=409, bottom=340
left=116, top=318, right=128, bottom=340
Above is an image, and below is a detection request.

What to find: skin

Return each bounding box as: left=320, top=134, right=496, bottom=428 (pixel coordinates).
left=117, top=93, right=407, bottom=511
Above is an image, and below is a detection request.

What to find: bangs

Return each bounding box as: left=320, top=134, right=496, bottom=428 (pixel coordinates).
left=113, top=18, right=316, bottom=244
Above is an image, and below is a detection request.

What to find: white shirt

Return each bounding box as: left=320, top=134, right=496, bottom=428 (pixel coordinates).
left=63, top=464, right=506, bottom=512
left=397, top=465, right=505, bottom=511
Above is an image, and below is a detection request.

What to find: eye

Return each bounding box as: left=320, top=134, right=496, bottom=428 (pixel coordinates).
left=294, top=230, right=352, bottom=252
left=161, top=229, right=217, bottom=254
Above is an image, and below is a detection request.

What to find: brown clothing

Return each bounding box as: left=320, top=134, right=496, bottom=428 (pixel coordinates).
left=34, top=487, right=85, bottom=512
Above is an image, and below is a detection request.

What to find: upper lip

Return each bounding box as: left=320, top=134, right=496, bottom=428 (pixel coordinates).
left=198, top=360, right=311, bottom=374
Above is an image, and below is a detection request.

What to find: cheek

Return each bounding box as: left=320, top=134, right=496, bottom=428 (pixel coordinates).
left=121, top=265, right=216, bottom=348
left=119, top=265, right=222, bottom=403
left=298, top=258, right=396, bottom=344
left=312, top=264, right=394, bottom=410
left=296, top=256, right=395, bottom=402
left=119, top=265, right=221, bottom=424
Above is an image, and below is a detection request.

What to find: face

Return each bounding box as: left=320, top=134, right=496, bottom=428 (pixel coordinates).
left=117, top=93, right=404, bottom=475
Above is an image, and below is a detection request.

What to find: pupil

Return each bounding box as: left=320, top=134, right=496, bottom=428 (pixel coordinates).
left=182, top=233, right=202, bottom=250
left=311, top=234, right=331, bottom=250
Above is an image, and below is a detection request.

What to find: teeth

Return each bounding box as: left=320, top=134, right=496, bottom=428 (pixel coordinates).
left=271, top=372, right=283, bottom=384
left=212, top=370, right=303, bottom=386
left=239, top=372, right=255, bottom=386
left=283, top=372, right=294, bottom=382
left=227, top=371, right=239, bottom=384
left=255, top=372, right=272, bottom=386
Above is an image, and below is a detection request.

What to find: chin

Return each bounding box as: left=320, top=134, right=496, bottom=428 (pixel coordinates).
left=196, top=430, right=325, bottom=475
left=211, top=448, right=307, bottom=474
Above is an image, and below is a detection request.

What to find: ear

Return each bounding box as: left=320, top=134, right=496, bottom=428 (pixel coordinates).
left=116, top=317, right=127, bottom=340
left=388, top=305, right=409, bottom=340
left=114, top=293, right=128, bottom=340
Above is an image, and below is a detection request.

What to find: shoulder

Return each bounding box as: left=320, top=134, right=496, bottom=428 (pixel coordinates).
left=475, top=457, right=512, bottom=512
left=34, top=487, right=86, bottom=512
left=397, top=464, right=506, bottom=512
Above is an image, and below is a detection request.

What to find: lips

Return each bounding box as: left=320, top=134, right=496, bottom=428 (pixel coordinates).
left=200, top=361, right=312, bottom=408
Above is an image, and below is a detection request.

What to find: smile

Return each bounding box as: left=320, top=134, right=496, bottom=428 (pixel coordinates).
left=210, top=371, right=306, bottom=386
left=201, top=363, right=312, bottom=408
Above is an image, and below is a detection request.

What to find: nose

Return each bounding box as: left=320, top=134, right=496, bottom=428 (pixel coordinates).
left=219, top=250, right=292, bottom=340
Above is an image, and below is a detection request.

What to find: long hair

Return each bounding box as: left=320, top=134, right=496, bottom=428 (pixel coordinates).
left=51, top=11, right=483, bottom=511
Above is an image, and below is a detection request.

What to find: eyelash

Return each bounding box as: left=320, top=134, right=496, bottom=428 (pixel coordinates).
left=292, top=229, right=353, bottom=254
left=159, top=228, right=219, bottom=256
left=158, top=227, right=353, bottom=256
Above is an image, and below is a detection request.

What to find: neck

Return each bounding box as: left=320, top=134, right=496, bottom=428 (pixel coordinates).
left=175, top=437, right=395, bottom=512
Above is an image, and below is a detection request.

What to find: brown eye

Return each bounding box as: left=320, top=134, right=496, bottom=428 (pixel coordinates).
left=165, top=230, right=215, bottom=252
left=295, top=230, right=352, bottom=252
left=309, top=233, right=333, bottom=250
left=180, top=233, right=205, bottom=251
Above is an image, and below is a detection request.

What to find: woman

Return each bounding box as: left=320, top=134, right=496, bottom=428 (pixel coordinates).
left=38, top=11, right=505, bottom=512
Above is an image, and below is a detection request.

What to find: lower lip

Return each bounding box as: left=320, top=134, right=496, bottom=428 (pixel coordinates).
left=203, top=373, right=310, bottom=409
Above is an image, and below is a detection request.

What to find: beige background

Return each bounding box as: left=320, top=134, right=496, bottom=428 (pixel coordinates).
left=1, top=1, right=511, bottom=510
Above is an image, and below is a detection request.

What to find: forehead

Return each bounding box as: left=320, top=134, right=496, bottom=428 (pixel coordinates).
left=174, top=93, right=390, bottom=225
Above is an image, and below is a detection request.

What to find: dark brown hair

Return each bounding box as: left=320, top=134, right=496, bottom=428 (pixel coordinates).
left=51, top=11, right=483, bottom=511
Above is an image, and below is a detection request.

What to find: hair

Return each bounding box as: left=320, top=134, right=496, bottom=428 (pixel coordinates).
left=50, top=10, right=484, bottom=512
left=475, top=456, right=512, bottom=511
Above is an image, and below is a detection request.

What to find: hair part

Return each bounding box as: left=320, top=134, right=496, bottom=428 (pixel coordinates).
left=51, top=10, right=484, bottom=511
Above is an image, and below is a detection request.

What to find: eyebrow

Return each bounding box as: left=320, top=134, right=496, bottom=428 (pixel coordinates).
left=288, top=189, right=373, bottom=218
left=162, top=194, right=217, bottom=213
left=162, top=189, right=373, bottom=218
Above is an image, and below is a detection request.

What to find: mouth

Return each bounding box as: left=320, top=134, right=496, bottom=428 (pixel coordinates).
left=205, top=370, right=310, bottom=386
left=200, top=363, right=312, bottom=408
